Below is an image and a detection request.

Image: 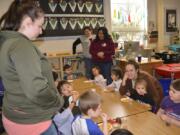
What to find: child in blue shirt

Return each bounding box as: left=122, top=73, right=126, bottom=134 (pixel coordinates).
left=157, top=79, right=180, bottom=127
left=72, top=90, right=108, bottom=135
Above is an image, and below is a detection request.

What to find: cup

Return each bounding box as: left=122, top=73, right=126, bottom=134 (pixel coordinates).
left=137, top=55, right=142, bottom=63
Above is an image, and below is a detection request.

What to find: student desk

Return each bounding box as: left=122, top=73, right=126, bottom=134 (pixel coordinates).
left=123, top=111, right=180, bottom=135
left=155, top=63, right=180, bottom=79
left=116, top=58, right=163, bottom=75
left=72, top=78, right=151, bottom=119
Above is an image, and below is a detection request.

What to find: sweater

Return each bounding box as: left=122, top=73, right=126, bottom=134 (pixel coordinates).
left=119, top=70, right=163, bottom=109
left=90, top=39, right=115, bottom=62
left=0, top=31, right=64, bottom=124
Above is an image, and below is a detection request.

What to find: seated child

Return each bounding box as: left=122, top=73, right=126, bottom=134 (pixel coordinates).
left=63, top=64, right=82, bottom=80
left=92, top=66, right=106, bottom=88
left=157, top=79, right=180, bottom=127
left=53, top=80, right=80, bottom=135
left=110, top=128, right=133, bottom=135
left=107, top=67, right=122, bottom=92
left=130, top=78, right=155, bottom=111
left=72, top=90, right=108, bottom=135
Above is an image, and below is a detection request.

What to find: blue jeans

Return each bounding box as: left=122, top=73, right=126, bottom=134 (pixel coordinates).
left=93, top=61, right=113, bottom=85
left=84, top=57, right=93, bottom=79
left=41, top=123, right=57, bottom=135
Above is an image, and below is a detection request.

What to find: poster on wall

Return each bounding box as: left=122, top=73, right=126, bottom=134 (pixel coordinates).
left=36, top=0, right=105, bottom=37
left=166, top=9, right=177, bottom=32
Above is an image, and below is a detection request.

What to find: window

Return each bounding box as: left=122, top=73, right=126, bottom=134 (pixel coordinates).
left=111, top=0, right=147, bottom=46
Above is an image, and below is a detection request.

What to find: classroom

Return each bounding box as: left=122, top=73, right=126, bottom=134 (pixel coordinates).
left=0, top=0, right=180, bottom=135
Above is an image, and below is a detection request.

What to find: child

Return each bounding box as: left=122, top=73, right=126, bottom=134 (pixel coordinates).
left=56, top=80, right=80, bottom=114
left=107, top=67, right=122, bottom=92
left=63, top=64, right=82, bottom=80
left=72, top=90, right=108, bottom=135
left=130, top=78, right=155, bottom=111
left=53, top=80, right=80, bottom=135
left=157, top=79, right=180, bottom=127
left=110, top=128, right=133, bottom=135
left=92, top=66, right=106, bottom=88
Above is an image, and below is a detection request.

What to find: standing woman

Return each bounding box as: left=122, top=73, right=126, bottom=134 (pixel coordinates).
left=90, top=27, right=115, bottom=84
left=119, top=60, right=163, bottom=112
left=0, top=0, right=63, bottom=135
left=72, top=26, right=95, bottom=79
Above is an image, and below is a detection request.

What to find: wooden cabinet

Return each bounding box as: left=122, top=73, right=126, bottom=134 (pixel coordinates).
left=116, top=58, right=163, bottom=75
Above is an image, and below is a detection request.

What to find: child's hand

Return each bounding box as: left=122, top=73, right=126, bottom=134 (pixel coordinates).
left=72, top=91, right=79, bottom=102
left=101, top=113, right=108, bottom=123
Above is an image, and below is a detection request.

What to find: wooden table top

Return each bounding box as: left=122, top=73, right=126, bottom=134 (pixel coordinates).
left=72, top=78, right=151, bottom=118
left=72, top=78, right=180, bottom=135
left=122, top=111, right=180, bottom=135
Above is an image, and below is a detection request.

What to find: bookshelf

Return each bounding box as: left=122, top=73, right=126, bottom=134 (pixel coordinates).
left=47, top=52, right=82, bottom=79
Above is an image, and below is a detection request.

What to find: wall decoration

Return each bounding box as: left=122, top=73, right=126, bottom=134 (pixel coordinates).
left=36, top=0, right=104, bottom=37
left=166, top=9, right=177, bottom=32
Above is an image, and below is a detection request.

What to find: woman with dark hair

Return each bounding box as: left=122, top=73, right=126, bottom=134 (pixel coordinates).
left=72, top=26, right=95, bottom=79
left=90, top=27, right=115, bottom=84
left=0, top=0, right=63, bottom=134
left=119, top=59, right=163, bottom=112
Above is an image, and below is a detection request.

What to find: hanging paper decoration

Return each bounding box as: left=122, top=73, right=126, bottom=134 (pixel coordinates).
left=48, top=0, right=57, bottom=13
left=84, top=18, right=91, bottom=26
left=128, top=13, right=131, bottom=23
left=95, top=3, right=102, bottom=13
left=69, top=0, right=77, bottom=13
left=85, top=1, right=93, bottom=13
left=77, top=18, right=84, bottom=29
left=59, top=0, right=67, bottom=12
left=91, top=18, right=98, bottom=29
left=60, top=18, right=68, bottom=30
left=98, top=18, right=105, bottom=27
left=77, top=0, right=85, bottom=13
left=42, top=18, right=48, bottom=30
left=49, top=18, right=58, bottom=30
left=69, top=18, right=77, bottom=30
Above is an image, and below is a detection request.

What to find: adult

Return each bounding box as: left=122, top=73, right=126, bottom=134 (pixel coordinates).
left=119, top=59, right=163, bottom=111
left=72, top=26, right=95, bottom=79
left=90, top=27, right=115, bottom=84
left=0, top=0, right=63, bottom=135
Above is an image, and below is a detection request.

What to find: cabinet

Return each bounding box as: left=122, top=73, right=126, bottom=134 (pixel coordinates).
left=116, top=58, right=163, bottom=75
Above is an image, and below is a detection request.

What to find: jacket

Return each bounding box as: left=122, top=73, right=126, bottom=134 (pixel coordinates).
left=0, top=31, right=64, bottom=124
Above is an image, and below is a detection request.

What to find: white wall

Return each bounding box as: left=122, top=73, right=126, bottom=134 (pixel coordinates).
left=1, top=0, right=180, bottom=53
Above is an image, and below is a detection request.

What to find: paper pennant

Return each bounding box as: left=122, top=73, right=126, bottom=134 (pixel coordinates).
left=69, top=0, right=77, bottom=12
left=84, top=18, right=91, bottom=26
left=77, top=1, right=85, bottom=12
left=98, top=18, right=105, bottom=27
left=91, top=18, right=98, bottom=29
left=69, top=18, right=77, bottom=30
left=49, top=18, right=58, bottom=30
left=85, top=2, right=93, bottom=13
left=60, top=18, right=68, bottom=30
left=95, top=3, right=102, bottom=13
left=42, top=18, right=48, bottom=30
left=78, top=18, right=84, bottom=29
left=59, top=0, right=67, bottom=12
left=48, top=2, right=57, bottom=13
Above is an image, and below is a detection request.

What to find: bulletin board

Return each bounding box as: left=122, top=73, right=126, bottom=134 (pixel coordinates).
left=36, top=0, right=105, bottom=37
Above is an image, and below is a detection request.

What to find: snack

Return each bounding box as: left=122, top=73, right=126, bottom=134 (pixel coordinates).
left=98, top=122, right=112, bottom=131
left=120, top=97, right=132, bottom=102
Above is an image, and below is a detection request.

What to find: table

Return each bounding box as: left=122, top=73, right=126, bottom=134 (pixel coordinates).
left=122, top=112, right=180, bottom=135
left=155, top=63, right=180, bottom=79
left=72, top=78, right=180, bottom=135
left=116, top=58, right=163, bottom=75
left=72, top=78, right=151, bottom=118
